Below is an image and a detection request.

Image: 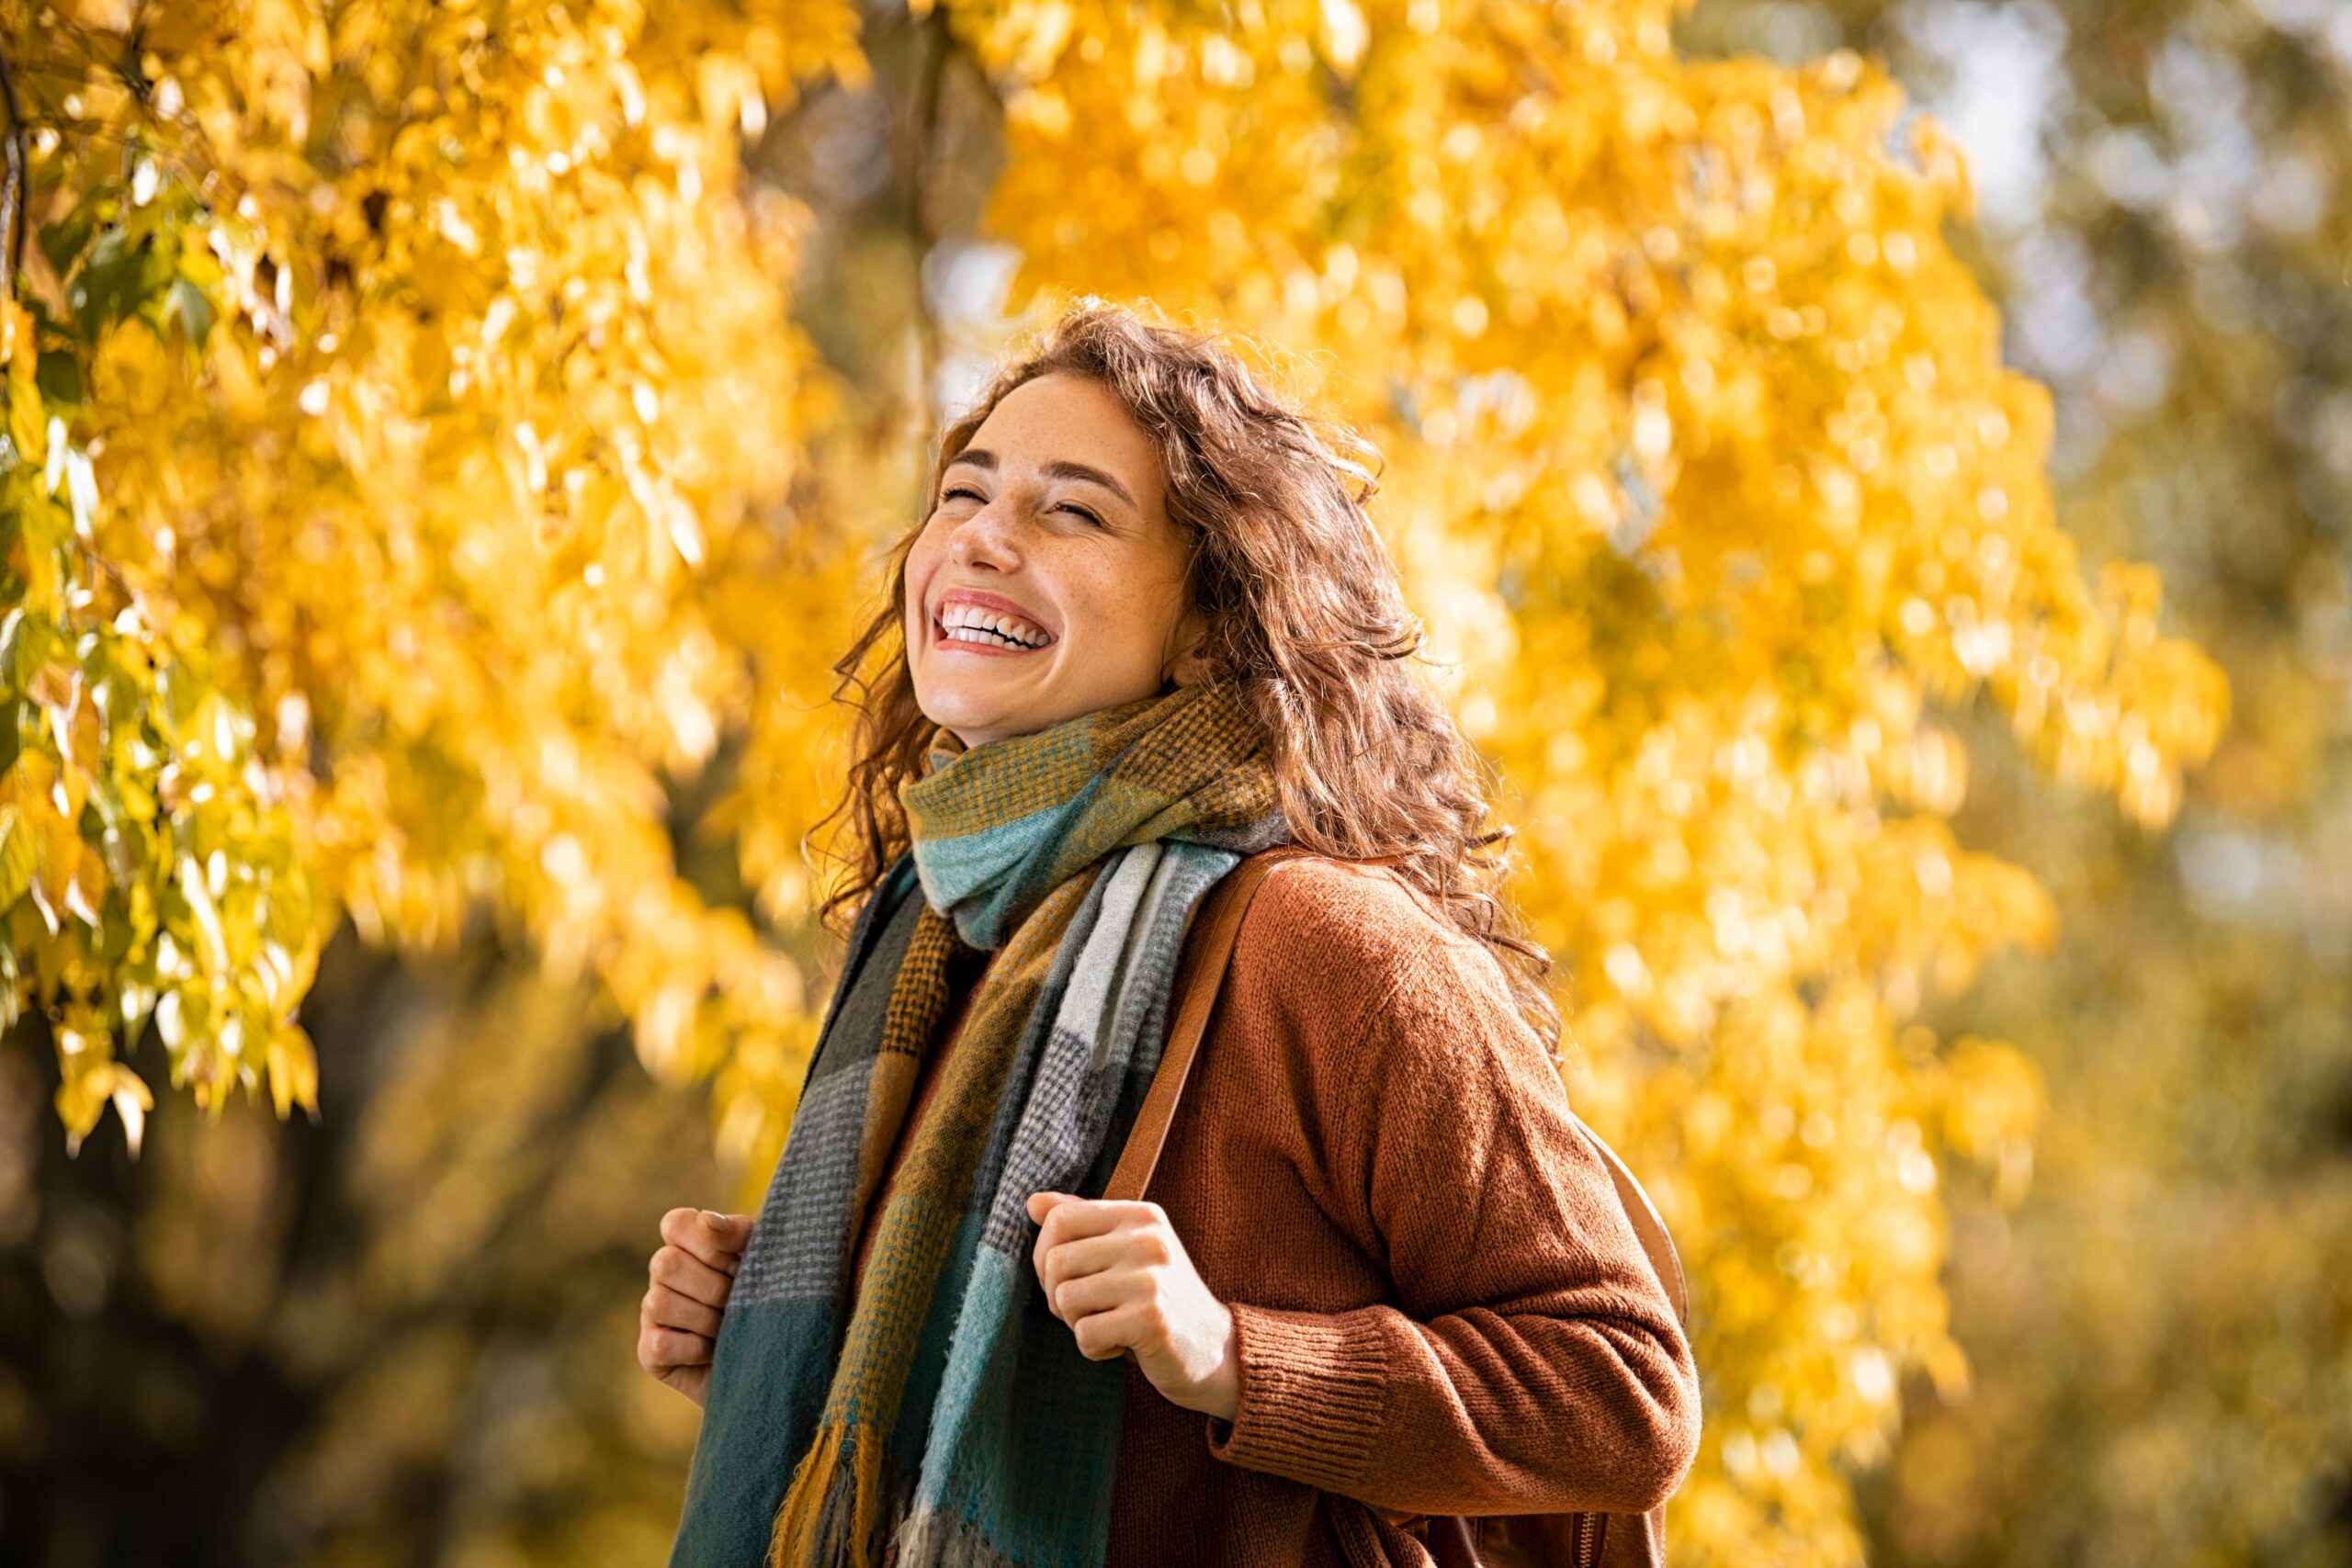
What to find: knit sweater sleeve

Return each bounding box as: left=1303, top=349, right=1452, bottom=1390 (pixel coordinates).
left=1201, top=872, right=1702, bottom=1517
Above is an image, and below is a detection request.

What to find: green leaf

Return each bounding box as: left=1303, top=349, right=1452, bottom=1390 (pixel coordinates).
left=32, top=351, right=85, bottom=411
left=13, top=504, right=68, bottom=617
left=90, top=887, right=136, bottom=964
left=37, top=207, right=97, bottom=280
left=162, top=278, right=214, bottom=354
left=0, top=808, right=31, bottom=910
left=69, top=231, right=156, bottom=337
left=0, top=609, right=24, bottom=694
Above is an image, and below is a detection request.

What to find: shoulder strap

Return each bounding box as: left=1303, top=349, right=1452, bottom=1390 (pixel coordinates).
left=1099, top=845, right=1690, bottom=1329
left=1101, top=845, right=1317, bottom=1205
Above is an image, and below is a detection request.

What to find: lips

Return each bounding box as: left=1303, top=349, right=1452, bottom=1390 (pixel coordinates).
left=930, top=586, right=1058, bottom=653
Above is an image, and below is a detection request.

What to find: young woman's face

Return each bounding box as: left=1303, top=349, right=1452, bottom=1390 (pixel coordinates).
left=904, top=372, right=1209, bottom=749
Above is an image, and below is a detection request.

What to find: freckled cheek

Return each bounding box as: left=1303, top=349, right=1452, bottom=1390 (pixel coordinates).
left=1058, top=572, right=1170, bottom=670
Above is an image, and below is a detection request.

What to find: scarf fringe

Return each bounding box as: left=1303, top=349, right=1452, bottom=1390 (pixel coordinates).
left=769, top=1421, right=893, bottom=1568
left=888, top=1503, right=1023, bottom=1568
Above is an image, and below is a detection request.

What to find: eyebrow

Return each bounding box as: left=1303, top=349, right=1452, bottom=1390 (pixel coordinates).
left=944, top=447, right=1137, bottom=511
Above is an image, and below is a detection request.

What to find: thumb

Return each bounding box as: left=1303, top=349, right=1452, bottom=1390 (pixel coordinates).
left=700, top=1209, right=755, bottom=1249
left=1024, top=1190, right=1071, bottom=1223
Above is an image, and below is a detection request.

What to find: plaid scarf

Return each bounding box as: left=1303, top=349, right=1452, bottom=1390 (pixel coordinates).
left=669, top=679, right=1287, bottom=1568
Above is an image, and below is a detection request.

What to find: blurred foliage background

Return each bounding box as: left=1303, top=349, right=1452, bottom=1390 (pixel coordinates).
left=1670, top=2, right=2352, bottom=1563
left=0, top=0, right=2339, bottom=1564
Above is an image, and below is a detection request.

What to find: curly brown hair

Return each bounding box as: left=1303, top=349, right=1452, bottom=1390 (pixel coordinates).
left=806, top=297, right=1562, bottom=1048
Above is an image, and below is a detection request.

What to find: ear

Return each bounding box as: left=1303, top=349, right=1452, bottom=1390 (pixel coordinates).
left=1163, top=604, right=1222, bottom=688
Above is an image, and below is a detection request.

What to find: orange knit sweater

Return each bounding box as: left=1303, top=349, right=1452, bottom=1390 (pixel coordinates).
left=850, top=857, right=1702, bottom=1566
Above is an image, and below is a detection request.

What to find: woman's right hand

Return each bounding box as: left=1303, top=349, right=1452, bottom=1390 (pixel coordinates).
left=640, top=1207, right=755, bottom=1408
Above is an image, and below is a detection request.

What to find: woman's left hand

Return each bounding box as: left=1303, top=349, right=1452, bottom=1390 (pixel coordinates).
left=1026, top=1190, right=1240, bottom=1421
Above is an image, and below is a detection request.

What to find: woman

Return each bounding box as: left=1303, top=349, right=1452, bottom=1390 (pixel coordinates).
left=641, top=300, right=1701, bottom=1567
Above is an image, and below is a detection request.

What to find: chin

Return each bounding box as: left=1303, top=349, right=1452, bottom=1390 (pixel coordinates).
left=917, top=691, right=1029, bottom=747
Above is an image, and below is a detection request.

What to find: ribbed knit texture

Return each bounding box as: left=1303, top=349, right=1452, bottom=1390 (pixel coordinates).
left=850, top=854, right=1703, bottom=1567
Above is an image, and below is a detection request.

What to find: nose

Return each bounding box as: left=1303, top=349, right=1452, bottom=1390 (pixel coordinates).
left=947, top=493, right=1025, bottom=572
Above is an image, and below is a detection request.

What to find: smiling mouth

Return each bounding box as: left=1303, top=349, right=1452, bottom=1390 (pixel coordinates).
left=933, top=602, right=1056, bottom=652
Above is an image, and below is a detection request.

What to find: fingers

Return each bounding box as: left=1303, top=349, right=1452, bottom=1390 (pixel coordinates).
left=1026, top=1193, right=1157, bottom=1239
left=640, top=1206, right=749, bottom=1388
left=1037, top=1226, right=1168, bottom=1296
left=1069, top=1300, right=1151, bottom=1362
left=1025, top=1193, right=1161, bottom=1279
left=638, top=1320, right=715, bottom=1374
left=650, top=1241, right=736, bottom=1310
left=1029, top=1197, right=1173, bottom=1295
left=646, top=1278, right=724, bottom=1338
left=662, top=1206, right=752, bottom=1275
left=1043, top=1263, right=1154, bottom=1326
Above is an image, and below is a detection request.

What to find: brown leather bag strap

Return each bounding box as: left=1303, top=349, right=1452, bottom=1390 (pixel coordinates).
left=1101, top=845, right=1319, bottom=1204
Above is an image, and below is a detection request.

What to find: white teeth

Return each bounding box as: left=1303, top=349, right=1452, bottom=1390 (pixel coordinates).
left=945, top=626, right=1031, bottom=648
left=937, top=602, right=1049, bottom=649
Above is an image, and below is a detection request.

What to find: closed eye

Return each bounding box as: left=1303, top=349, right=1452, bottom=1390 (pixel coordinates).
left=943, top=485, right=1104, bottom=528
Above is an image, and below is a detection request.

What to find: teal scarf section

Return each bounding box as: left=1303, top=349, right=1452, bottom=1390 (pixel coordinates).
left=900, top=681, right=1289, bottom=949
left=669, top=678, right=1287, bottom=1568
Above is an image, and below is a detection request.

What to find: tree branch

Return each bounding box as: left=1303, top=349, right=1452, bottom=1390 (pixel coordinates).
left=908, top=6, right=952, bottom=424
left=0, top=29, right=28, bottom=300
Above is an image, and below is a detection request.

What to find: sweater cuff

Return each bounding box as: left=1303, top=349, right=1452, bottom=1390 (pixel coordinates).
left=1204, top=1303, right=1389, bottom=1492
